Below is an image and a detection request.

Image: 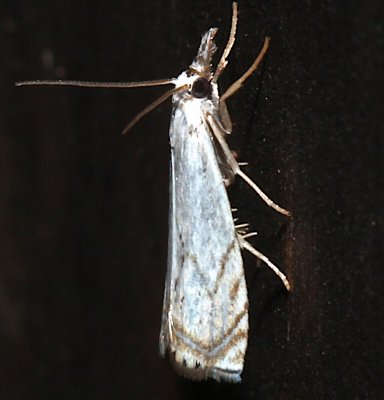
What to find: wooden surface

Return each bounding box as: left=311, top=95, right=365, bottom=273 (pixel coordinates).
left=1, top=0, right=382, bottom=398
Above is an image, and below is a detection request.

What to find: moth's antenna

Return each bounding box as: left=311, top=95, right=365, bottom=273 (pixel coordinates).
left=15, top=79, right=175, bottom=88
left=212, top=2, right=238, bottom=83
left=221, top=37, right=270, bottom=102
left=121, top=84, right=188, bottom=134
left=15, top=78, right=180, bottom=132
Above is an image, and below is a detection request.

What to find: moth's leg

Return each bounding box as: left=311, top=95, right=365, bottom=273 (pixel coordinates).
left=238, top=236, right=291, bottom=291
left=203, top=113, right=235, bottom=186
left=235, top=223, right=250, bottom=230
left=206, top=113, right=291, bottom=216
left=219, top=100, right=233, bottom=133
left=168, top=309, right=174, bottom=342
left=223, top=175, right=234, bottom=187
left=221, top=37, right=270, bottom=103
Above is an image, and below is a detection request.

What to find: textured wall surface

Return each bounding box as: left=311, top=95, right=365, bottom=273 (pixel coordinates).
left=1, top=0, right=382, bottom=399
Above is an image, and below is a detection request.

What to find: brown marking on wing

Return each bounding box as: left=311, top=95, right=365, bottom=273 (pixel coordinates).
left=212, top=239, right=236, bottom=294
left=229, top=278, right=241, bottom=301
left=170, top=302, right=248, bottom=355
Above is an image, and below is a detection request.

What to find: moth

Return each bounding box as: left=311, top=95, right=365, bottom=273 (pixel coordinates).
left=17, top=2, right=290, bottom=383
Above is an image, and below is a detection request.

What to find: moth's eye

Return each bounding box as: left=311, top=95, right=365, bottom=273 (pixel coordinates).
left=191, top=78, right=211, bottom=99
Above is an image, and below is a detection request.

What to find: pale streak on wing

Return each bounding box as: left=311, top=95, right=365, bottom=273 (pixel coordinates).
left=159, top=98, right=248, bottom=382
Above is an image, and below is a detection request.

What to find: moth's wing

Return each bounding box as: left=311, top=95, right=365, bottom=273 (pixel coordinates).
left=159, top=100, right=248, bottom=383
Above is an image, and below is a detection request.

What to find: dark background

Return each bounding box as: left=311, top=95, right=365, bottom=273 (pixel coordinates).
left=1, top=0, right=382, bottom=399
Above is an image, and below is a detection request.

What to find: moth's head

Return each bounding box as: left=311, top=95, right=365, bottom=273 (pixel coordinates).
left=172, top=27, right=221, bottom=104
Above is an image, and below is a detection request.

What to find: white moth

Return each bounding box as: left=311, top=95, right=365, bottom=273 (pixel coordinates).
left=16, top=2, right=290, bottom=383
